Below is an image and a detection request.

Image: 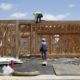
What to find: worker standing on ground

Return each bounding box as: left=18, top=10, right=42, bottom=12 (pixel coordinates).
left=40, top=38, right=47, bottom=66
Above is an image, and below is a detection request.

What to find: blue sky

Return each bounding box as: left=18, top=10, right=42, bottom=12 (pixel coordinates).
left=0, top=0, right=80, bottom=20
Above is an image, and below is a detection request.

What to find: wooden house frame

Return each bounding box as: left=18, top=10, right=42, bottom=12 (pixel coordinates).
left=0, top=20, right=80, bottom=58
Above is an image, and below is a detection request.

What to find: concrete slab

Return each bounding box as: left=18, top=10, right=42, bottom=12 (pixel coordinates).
left=53, top=64, right=80, bottom=75
left=14, top=59, right=54, bottom=75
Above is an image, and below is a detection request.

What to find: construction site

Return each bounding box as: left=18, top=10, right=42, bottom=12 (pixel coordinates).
left=0, top=20, right=80, bottom=58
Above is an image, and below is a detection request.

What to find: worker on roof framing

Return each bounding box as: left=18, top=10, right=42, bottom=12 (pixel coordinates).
left=33, top=11, right=43, bottom=23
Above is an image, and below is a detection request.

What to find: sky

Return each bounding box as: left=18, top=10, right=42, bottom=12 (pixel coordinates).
left=0, top=0, right=80, bottom=20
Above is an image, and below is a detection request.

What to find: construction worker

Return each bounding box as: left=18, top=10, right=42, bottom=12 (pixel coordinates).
left=33, top=12, right=43, bottom=23
left=40, top=38, right=47, bottom=66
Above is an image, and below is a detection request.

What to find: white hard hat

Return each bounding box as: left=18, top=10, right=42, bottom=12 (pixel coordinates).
left=42, top=38, right=46, bottom=41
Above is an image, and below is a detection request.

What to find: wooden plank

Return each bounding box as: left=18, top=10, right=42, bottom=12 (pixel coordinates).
left=30, top=24, right=32, bottom=56
left=16, top=20, right=19, bottom=58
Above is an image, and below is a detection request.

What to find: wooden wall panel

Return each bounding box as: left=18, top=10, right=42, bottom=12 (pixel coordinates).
left=0, top=20, right=80, bottom=58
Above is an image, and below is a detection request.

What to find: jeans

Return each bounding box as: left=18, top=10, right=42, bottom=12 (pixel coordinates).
left=36, top=17, right=41, bottom=23
left=41, top=52, right=46, bottom=60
